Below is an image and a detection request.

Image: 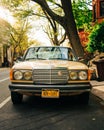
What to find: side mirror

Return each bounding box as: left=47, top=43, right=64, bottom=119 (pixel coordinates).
left=16, top=56, right=23, bottom=61
left=78, top=57, right=84, bottom=61
left=14, top=56, right=23, bottom=64
left=78, top=57, right=88, bottom=65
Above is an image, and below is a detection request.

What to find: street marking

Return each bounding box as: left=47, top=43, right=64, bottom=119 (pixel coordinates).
left=0, top=77, right=9, bottom=83
left=0, top=96, right=11, bottom=109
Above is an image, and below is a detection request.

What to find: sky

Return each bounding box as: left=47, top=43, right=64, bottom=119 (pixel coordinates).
left=28, top=19, right=51, bottom=45
left=0, top=6, right=15, bottom=24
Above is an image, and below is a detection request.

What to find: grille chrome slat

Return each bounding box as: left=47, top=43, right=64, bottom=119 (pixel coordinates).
left=32, top=68, right=69, bottom=84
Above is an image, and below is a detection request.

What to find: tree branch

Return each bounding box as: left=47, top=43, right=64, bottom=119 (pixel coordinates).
left=32, top=0, right=64, bottom=26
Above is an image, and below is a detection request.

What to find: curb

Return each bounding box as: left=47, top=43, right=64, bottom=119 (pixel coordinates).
left=91, top=84, right=104, bottom=101
left=90, top=81, right=104, bottom=101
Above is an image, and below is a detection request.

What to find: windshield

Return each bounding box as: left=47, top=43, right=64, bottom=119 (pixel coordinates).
left=24, top=47, right=76, bottom=61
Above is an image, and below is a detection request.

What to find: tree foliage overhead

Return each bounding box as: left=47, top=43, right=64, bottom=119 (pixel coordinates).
left=2, top=0, right=92, bottom=58
left=0, top=0, right=40, bottom=66
left=41, top=7, right=66, bottom=46
left=0, top=18, right=10, bottom=45
left=41, top=0, right=92, bottom=46
left=87, top=22, right=104, bottom=53
left=72, top=0, right=92, bottom=30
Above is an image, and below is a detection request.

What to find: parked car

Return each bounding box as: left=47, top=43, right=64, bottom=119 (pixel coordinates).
left=9, top=46, right=91, bottom=104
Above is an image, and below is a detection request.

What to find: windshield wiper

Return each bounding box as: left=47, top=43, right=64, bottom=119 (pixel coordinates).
left=37, top=58, right=46, bottom=60
left=25, top=58, right=37, bottom=61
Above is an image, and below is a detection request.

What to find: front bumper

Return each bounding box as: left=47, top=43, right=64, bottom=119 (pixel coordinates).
left=9, top=83, right=91, bottom=95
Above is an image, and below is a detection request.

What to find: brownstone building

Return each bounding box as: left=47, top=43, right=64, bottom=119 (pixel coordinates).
left=92, top=0, right=104, bottom=23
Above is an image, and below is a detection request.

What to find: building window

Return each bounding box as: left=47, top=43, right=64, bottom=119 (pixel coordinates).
left=100, top=1, right=104, bottom=17
left=93, top=5, right=96, bottom=21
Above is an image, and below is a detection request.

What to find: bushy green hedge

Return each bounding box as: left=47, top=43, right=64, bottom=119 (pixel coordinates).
left=87, top=22, right=104, bottom=53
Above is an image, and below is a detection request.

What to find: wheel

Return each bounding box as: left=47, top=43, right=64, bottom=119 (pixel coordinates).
left=78, top=92, right=90, bottom=104
left=11, top=92, right=23, bottom=104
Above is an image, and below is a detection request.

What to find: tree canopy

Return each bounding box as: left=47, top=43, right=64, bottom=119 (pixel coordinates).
left=72, top=0, right=92, bottom=30
left=0, top=18, right=10, bottom=45
left=87, top=22, right=104, bottom=53
left=1, top=0, right=93, bottom=58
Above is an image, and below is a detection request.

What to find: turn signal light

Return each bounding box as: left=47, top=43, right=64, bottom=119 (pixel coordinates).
left=10, top=69, right=13, bottom=80
left=88, top=69, right=93, bottom=80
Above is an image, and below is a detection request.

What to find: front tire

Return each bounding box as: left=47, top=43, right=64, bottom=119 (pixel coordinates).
left=78, top=92, right=90, bottom=104
left=11, top=92, right=23, bottom=104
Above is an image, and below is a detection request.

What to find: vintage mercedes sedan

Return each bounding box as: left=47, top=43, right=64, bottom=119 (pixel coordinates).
left=9, top=46, right=91, bottom=104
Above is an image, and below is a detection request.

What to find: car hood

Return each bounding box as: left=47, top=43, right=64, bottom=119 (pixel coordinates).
left=13, top=60, right=88, bottom=70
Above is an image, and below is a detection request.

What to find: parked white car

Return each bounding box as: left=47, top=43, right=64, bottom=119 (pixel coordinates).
left=9, top=46, right=91, bottom=104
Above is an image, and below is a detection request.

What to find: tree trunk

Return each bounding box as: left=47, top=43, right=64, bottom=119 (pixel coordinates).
left=61, top=0, right=84, bottom=57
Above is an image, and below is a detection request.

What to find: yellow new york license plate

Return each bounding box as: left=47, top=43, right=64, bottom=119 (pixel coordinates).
left=41, top=89, right=59, bottom=98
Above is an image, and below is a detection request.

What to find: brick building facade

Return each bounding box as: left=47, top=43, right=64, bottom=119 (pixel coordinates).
left=92, top=0, right=104, bottom=23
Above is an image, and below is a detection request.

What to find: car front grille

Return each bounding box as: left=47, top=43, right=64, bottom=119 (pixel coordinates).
left=32, top=68, right=69, bottom=84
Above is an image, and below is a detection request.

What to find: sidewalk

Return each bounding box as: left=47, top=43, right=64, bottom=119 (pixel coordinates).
left=0, top=67, right=10, bottom=71
left=91, top=80, right=104, bottom=101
